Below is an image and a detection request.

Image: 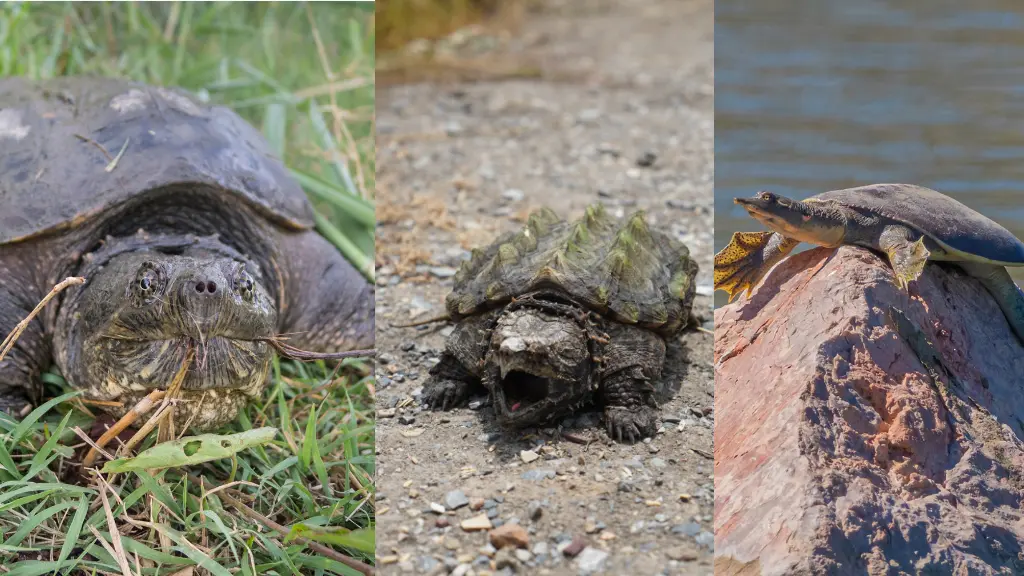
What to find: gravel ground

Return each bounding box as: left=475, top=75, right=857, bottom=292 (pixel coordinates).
left=374, top=1, right=713, bottom=574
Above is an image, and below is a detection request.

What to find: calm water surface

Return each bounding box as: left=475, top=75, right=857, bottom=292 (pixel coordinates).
left=716, top=0, right=1024, bottom=306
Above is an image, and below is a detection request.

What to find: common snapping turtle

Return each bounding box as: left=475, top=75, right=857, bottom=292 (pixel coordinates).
left=422, top=205, right=698, bottom=442
left=0, top=77, right=374, bottom=430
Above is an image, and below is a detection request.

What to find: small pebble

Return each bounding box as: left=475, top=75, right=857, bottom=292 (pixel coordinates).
left=461, top=514, right=493, bottom=532
left=445, top=490, right=470, bottom=510
left=561, top=535, right=587, bottom=557
left=502, top=188, right=525, bottom=202
left=514, top=549, right=533, bottom=563
left=636, top=151, right=657, bottom=167
left=489, top=523, right=530, bottom=549
left=521, top=469, right=555, bottom=481
left=576, top=547, right=609, bottom=572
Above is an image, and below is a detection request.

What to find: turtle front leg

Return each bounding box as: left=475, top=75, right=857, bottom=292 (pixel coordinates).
left=956, top=262, right=1024, bottom=345
left=0, top=283, right=50, bottom=418
left=714, top=231, right=800, bottom=301
left=273, top=230, right=374, bottom=352
left=879, top=225, right=931, bottom=290
left=422, top=354, right=483, bottom=411
left=598, top=323, right=666, bottom=443
left=601, top=366, right=659, bottom=443
left=422, top=312, right=492, bottom=410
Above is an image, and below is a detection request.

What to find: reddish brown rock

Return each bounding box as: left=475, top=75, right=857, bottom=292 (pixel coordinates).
left=714, top=246, right=1024, bottom=576
left=488, top=523, right=530, bottom=549
left=562, top=535, right=588, bottom=557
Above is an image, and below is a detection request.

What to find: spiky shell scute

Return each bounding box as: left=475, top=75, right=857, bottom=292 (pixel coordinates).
left=446, top=205, right=698, bottom=336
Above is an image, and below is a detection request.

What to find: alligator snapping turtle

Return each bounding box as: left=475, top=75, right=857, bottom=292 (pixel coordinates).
left=422, top=205, right=698, bottom=442
left=0, top=77, right=374, bottom=430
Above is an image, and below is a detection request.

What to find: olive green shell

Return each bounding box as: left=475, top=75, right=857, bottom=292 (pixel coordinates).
left=446, top=205, right=698, bottom=336
left=0, top=76, right=314, bottom=244
left=814, top=184, right=1024, bottom=264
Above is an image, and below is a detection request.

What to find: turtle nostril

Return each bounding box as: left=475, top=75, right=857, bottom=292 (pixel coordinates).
left=207, top=281, right=217, bottom=293
left=195, top=281, right=205, bottom=293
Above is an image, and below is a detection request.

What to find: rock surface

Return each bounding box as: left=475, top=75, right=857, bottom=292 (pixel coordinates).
left=714, top=246, right=1024, bottom=575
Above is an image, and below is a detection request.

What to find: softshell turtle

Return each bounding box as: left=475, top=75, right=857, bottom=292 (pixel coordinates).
left=714, top=183, right=1024, bottom=342
left=0, top=77, right=374, bottom=430
left=421, top=204, right=698, bottom=442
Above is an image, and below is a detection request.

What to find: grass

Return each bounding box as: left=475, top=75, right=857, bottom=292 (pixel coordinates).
left=0, top=2, right=376, bottom=575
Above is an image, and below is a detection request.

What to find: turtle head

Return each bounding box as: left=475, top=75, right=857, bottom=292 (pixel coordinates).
left=736, top=191, right=845, bottom=246
left=57, top=243, right=277, bottom=425
left=485, top=305, right=592, bottom=428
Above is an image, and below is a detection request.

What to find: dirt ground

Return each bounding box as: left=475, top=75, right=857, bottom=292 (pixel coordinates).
left=374, top=1, right=714, bottom=574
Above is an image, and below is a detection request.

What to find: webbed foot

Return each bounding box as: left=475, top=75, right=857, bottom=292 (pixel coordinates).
left=714, top=232, right=799, bottom=302
left=604, top=405, right=658, bottom=443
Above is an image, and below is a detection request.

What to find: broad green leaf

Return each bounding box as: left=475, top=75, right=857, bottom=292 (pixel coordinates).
left=101, top=427, right=278, bottom=473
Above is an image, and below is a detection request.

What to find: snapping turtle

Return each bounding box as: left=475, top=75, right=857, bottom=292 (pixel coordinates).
left=715, top=184, right=1024, bottom=343
left=422, top=205, right=698, bottom=442
left=0, top=77, right=374, bottom=430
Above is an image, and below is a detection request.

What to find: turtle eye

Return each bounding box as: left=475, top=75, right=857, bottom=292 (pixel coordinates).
left=758, top=191, right=777, bottom=203
left=132, top=263, right=163, bottom=301
left=236, top=271, right=255, bottom=300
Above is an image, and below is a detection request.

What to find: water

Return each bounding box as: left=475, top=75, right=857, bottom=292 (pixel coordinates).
left=715, top=0, right=1024, bottom=307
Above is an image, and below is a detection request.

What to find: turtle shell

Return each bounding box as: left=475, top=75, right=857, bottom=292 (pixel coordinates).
left=814, top=184, right=1024, bottom=265
left=446, top=205, right=698, bottom=336
left=0, top=76, right=314, bottom=244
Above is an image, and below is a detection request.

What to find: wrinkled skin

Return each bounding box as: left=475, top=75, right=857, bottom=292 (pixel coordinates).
left=0, top=199, right=375, bottom=432
left=56, top=243, right=276, bottom=431
left=423, top=292, right=666, bottom=442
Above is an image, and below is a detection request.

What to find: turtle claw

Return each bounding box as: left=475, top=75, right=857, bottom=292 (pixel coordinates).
left=422, top=379, right=471, bottom=411
left=604, top=406, right=657, bottom=443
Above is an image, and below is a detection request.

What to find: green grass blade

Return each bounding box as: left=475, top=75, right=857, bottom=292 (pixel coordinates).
left=262, top=102, right=287, bottom=159
left=290, top=168, right=375, bottom=227
left=308, top=99, right=357, bottom=194
left=313, top=210, right=374, bottom=282
left=7, top=390, right=81, bottom=446
left=53, top=493, right=89, bottom=571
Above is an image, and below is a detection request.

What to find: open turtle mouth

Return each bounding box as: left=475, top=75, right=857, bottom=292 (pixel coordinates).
left=498, top=370, right=552, bottom=415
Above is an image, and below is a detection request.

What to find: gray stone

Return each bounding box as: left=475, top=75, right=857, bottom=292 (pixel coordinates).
left=521, top=469, right=556, bottom=481
left=576, top=547, right=609, bottom=573
left=445, top=490, right=469, bottom=510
